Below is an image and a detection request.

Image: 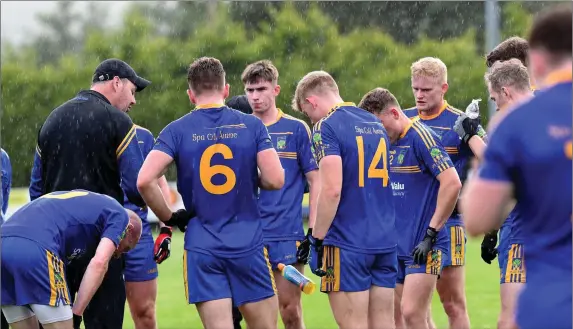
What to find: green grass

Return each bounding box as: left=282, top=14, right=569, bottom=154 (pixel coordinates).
left=121, top=231, right=500, bottom=329
left=8, top=188, right=500, bottom=328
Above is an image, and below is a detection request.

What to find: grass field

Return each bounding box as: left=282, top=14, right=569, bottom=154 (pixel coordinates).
left=7, top=189, right=501, bottom=328
left=120, top=231, right=501, bottom=329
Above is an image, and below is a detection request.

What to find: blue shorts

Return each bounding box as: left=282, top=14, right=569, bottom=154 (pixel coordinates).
left=443, top=224, right=466, bottom=267
left=264, top=240, right=300, bottom=270
left=183, top=247, right=276, bottom=307
left=497, top=225, right=511, bottom=271
left=320, top=246, right=397, bottom=293
left=499, top=243, right=526, bottom=284
left=397, top=249, right=446, bottom=284
left=517, top=279, right=571, bottom=329
left=124, top=234, right=158, bottom=282
left=1, top=237, right=71, bottom=306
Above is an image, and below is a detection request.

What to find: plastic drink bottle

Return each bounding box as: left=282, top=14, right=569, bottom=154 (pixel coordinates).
left=465, top=98, right=481, bottom=119
left=277, top=263, right=316, bottom=295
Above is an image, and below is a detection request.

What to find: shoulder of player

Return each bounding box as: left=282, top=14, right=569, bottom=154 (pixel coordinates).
left=280, top=113, right=312, bottom=135
left=134, top=125, right=154, bottom=138
left=410, top=120, right=441, bottom=148
left=403, top=106, right=419, bottom=118
left=444, top=104, right=464, bottom=117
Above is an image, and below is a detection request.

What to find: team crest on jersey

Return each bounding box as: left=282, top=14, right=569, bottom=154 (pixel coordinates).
left=276, top=136, right=287, bottom=150
left=397, top=149, right=407, bottom=164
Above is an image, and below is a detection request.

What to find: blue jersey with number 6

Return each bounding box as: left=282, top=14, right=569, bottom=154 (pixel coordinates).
left=153, top=104, right=274, bottom=257
left=312, top=103, right=396, bottom=253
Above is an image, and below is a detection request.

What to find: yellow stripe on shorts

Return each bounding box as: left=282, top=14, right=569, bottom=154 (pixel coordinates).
left=263, top=247, right=277, bottom=294
left=504, top=244, right=526, bottom=283
left=183, top=251, right=189, bottom=302
left=46, top=250, right=69, bottom=306
left=449, top=226, right=465, bottom=266
left=425, top=250, right=442, bottom=275
left=320, top=246, right=341, bottom=292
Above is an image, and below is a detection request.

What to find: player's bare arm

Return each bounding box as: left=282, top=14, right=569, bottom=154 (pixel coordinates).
left=157, top=176, right=172, bottom=228
left=257, top=148, right=285, bottom=190
left=461, top=177, right=513, bottom=237
left=137, top=150, right=174, bottom=222
left=430, top=168, right=462, bottom=230
left=467, top=137, right=486, bottom=159
left=312, top=155, right=342, bottom=240
left=305, top=170, right=320, bottom=229
left=72, top=237, right=117, bottom=316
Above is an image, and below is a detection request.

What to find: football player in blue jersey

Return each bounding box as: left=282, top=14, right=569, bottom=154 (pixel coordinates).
left=359, top=88, right=462, bottom=329
left=454, top=59, right=534, bottom=329
left=122, top=125, right=173, bottom=329
left=462, top=5, right=572, bottom=329
left=1, top=148, right=12, bottom=224
left=293, top=71, right=397, bottom=329
left=137, top=57, right=284, bottom=329
left=241, top=60, right=319, bottom=329
left=1, top=190, right=142, bottom=329
left=405, top=57, right=486, bottom=329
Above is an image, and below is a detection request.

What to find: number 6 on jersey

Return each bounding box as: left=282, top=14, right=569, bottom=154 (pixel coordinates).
left=356, top=136, right=389, bottom=187
left=200, top=144, right=237, bottom=195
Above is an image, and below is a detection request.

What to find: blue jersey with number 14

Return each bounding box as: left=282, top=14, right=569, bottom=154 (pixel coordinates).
left=154, top=105, right=274, bottom=257
left=312, top=103, right=396, bottom=253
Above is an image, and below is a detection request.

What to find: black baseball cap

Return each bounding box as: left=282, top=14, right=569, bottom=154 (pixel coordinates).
left=226, top=95, right=253, bottom=114
left=92, top=58, right=151, bottom=92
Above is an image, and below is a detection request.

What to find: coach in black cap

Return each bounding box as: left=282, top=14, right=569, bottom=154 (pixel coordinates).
left=30, top=58, right=151, bottom=329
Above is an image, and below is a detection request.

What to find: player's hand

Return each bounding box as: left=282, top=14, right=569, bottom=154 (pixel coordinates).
left=164, top=209, right=194, bottom=232
left=154, top=226, right=172, bottom=264
left=308, top=235, right=326, bottom=277
left=296, top=228, right=312, bottom=264
left=481, top=230, right=498, bottom=264
left=453, top=114, right=482, bottom=144
left=73, top=314, right=82, bottom=329
left=412, top=227, right=438, bottom=264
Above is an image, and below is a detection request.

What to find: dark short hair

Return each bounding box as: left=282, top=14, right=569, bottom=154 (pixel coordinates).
left=358, top=88, right=400, bottom=115
left=226, top=95, right=252, bottom=114
left=486, top=37, right=529, bottom=68
left=187, top=57, right=226, bottom=95
left=528, top=4, right=572, bottom=59
left=241, top=60, right=279, bottom=85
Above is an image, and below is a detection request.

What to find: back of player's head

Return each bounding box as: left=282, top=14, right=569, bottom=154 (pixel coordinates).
left=187, top=57, right=226, bottom=95
left=126, top=209, right=142, bottom=244
left=292, top=71, right=339, bottom=113
left=358, top=88, right=400, bottom=115
left=528, top=4, right=572, bottom=62
left=411, top=57, right=448, bottom=84
left=485, top=58, right=531, bottom=93
left=226, top=95, right=253, bottom=114
left=486, top=37, right=530, bottom=68
left=241, top=60, right=279, bottom=85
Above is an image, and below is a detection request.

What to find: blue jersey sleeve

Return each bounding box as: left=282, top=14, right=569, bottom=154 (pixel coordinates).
left=296, top=121, right=318, bottom=173
left=117, top=125, right=146, bottom=207
left=253, top=118, right=274, bottom=153
left=101, top=206, right=130, bottom=247
left=412, top=123, right=454, bottom=177
left=154, top=123, right=178, bottom=159
left=29, top=145, right=43, bottom=201
left=137, top=128, right=156, bottom=159
left=1, top=149, right=12, bottom=214
left=477, top=118, right=515, bottom=183
left=312, top=121, right=340, bottom=162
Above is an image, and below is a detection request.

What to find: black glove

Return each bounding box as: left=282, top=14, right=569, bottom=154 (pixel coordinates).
left=481, top=230, right=498, bottom=264
left=164, top=209, right=194, bottom=233
left=453, top=114, right=482, bottom=144
left=412, top=227, right=438, bottom=264
left=296, top=228, right=312, bottom=264
left=308, top=235, right=326, bottom=277
left=73, top=314, right=82, bottom=329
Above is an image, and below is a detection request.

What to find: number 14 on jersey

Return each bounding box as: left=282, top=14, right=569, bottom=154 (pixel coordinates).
left=356, top=136, right=389, bottom=187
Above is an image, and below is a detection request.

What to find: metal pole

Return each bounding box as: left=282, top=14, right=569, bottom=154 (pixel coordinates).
left=485, top=0, right=501, bottom=120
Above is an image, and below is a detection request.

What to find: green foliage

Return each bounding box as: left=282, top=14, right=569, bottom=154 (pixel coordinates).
left=1, top=2, right=533, bottom=187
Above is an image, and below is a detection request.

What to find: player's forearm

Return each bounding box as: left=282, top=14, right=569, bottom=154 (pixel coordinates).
left=138, top=179, right=172, bottom=222
left=430, top=179, right=462, bottom=230
left=306, top=171, right=320, bottom=228
left=157, top=176, right=172, bottom=228
left=313, top=189, right=340, bottom=239
left=73, top=258, right=109, bottom=315
left=468, top=136, right=487, bottom=160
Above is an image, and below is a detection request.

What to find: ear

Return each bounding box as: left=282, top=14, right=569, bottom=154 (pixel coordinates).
left=187, top=89, right=196, bottom=105
left=441, top=82, right=449, bottom=95
left=223, top=83, right=230, bottom=99
left=274, top=84, right=281, bottom=97
left=391, top=107, right=400, bottom=119
left=306, top=96, right=317, bottom=110
left=501, top=86, right=511, bottom=99
left=112, top=76, right=122, bottom=91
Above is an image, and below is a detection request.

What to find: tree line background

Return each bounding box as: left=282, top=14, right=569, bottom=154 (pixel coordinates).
left=1, top=1, right=547, bottom=187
